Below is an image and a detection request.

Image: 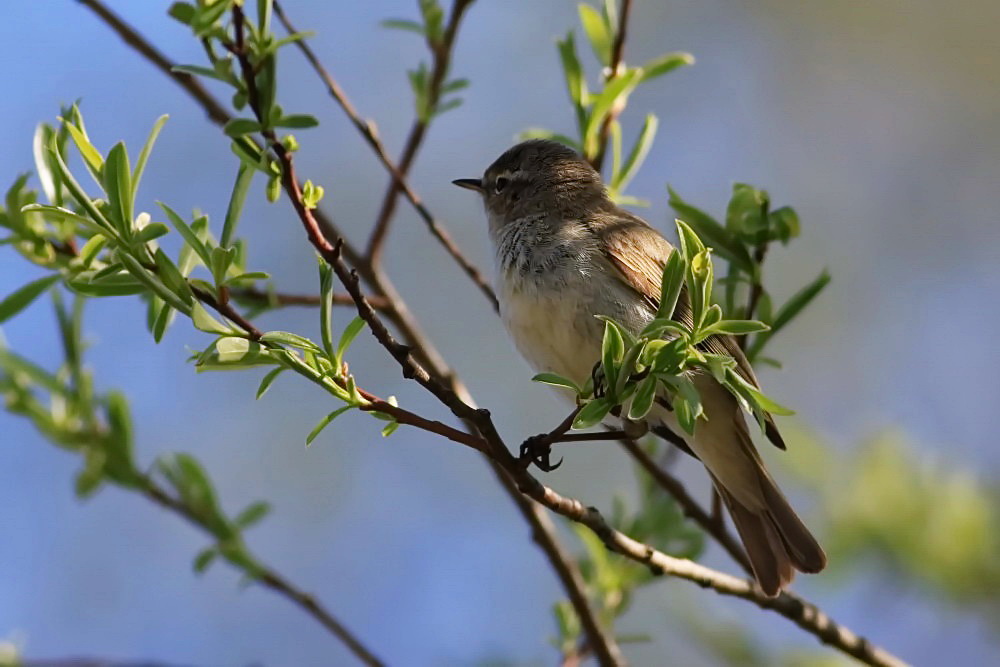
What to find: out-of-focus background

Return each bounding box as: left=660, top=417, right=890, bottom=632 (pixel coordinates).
left=2, top=1, right=999, bottom=664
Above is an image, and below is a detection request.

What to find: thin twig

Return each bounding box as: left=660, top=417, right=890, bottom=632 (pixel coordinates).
left=364, top=0, right=475, bottom=266
left=272, top=1, right=498, bottom=311
left=590, top=0, right=634, bottom=172
left=142, top=480, right=383, bottom=666
left=229, top=286, right=391, bottom=310
left=75, top=0, right=231, bottom=126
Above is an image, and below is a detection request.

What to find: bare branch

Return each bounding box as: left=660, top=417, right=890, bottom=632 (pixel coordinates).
left=272, top=2, right=498, bottom=311
left=364, top=0, right=476, bottom=266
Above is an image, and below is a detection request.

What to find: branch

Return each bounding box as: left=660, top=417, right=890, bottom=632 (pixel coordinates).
left=229, top=286, right=391, bottom=311
left=140, top=478, right=383, bottom=666
left=75, top=0, right=231, bottom=126
left=272, top=2, right=498, bottom=311
left=364, top=0, right=475, bottom=266
left=590, top=0, right=634, bottom=172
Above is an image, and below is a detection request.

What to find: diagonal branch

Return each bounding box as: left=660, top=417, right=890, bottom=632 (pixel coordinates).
left=273, top=2, right=497, bottom=311
left=364, top=0, right=476, bottom=266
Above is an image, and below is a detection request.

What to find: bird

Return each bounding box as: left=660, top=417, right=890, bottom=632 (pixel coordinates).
left=453, top=139, right=826, bottom=596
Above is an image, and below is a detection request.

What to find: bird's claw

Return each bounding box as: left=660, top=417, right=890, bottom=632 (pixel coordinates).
left=519, top=434, right=563, bottom=472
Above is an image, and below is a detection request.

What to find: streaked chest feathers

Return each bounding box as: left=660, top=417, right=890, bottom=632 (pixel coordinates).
left=493, top=215, right=653, bottom=385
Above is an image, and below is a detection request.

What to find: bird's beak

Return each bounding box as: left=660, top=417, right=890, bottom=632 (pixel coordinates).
left=451, top=178, right=483, bottom=193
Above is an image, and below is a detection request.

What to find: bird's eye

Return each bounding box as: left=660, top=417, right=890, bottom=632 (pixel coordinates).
left=494, top=177, right=509, bottom=194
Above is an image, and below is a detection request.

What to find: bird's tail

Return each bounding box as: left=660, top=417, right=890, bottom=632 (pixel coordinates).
left=711, top=467, right=827, bottom=596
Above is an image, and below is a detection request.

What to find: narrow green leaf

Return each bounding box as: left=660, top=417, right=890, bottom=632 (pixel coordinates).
left=638, top=52, right=694, bottom=83
left=573, top=397, right=613, bottom=430
left=134, top=222, right=169, bottom=244
left=33, top=124, right=58, bottom=204
left=103, top=142, right=134, bottom=237
left=772, top=270, right=830, bottom=333
left=584, top=69, right=642, bottom=150
left=668, top=186, right=752, bottom=273
left=381, top=421, right=400, bottom=438
left=335, top=316, right=365, bottom=367
left=725, top=368, right=795, bottom=416
left=0, top=275, right=60, bottom=324
left=656, top=248, right=684, bottom=320
left=627, top=375, right=657, bottom=420
left=224, top=118, right=263, bottom=137
left=193, top=548, right=217, bottom=574
left=601, top=318, right=625, bottom=398
left=260, top=330, right=322, bottom=352
left=132, top=115, right=168, bottom=198
left=557, top=32, right=589, bottom=132
left=380, top=18, right=425, bottom=35
left=700, top=319, right=769, bottom=338
left=159, top=202, right=212, bottom=267
left=46, top=143, right=117, bottom=236
left=78, top=234, right=107, bottom=267
left=531, top=372, right=581, bottom=394
left=578, top=4, right=611, bottom=65
left=221, top=163, right=253, bottom=248
left=306, top=405, right=352, bottom=446
left=256, top=366, right=284, bottom=399
left=63, top=121, right=104, bottom=178
left=274, top=114, right=319, bottom=129
left=153, top=248, right=194, bottom=305
left=615, top=113, right=658, bottom=192
left=152, top=300, right=175, bottom=342
left=235, top=500, right=270, bottom=528
left=191, top=302, right=232, bottom=334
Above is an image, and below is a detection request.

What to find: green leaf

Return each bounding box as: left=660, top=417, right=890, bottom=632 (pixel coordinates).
left=235, top=500, right=270, bottom=528
left=578, top=4, right=611, bottom=65
left=168, top=2, right=196, bottom=25
left=675, top=218, right=706, bottom=265
left=255, top=366, right=284, bottom=399
left=152, top=248, right=194, bottom=305
left=132, top=115, right=168, bottom=198
left=152, top=300, right=175, bottom=343
left=531, top=372, right=581, bottom=394
left=557, top=32, right=589, bottom=131
left=668, top=187, right=752, bottom=273
left=656, top=248, right=684, bottom=320
left=63, top=120, right=104, bottom=179
left=159, top=202, right=212, bottom=267
left=700, top=319, right=769, bottom=338
left=726, top=183, right=769, bottom=241
left=78, top=234, right=107, bottom=267
left=33, top=124, right=59, bottom=205
left=584, top=69, right=642, bottom=152
left=573, top=397, right=613, bottom=430
left=335, top=316, right=365, bottom=366
left=601, top=318, right=625, bottom=398
left=223, top=118, right=263, bottom=138
left=118, top=252, right=191, bottom=314
left=725, top=368, right=794, bottom=416
left=381, top=18, right=425, bottom=35
left=0, top=275, right=60, bottom=324
left=193, top=548, right=217, bottom=574
left=134, top=222, right=170, bottom=244
left=260, top=330, right=322, bottom=352
left=191, top=302, right=232, bottom=335
left=274, top=114, right=319, bottom=129
left=221, top=164, right=253, bottom=249
left=628, top=375, right=657, bottom=420
left=769, top=206, right=800, bottom=244
left=103, top=142, right=134, bottom=237
left=747, top=270, right=830, bottom=360
left=615, top=113, right=658, bottom=192
left=306, top=405, right=352, bottom=446
left=638, top=52, right=694, bottom=83
left=381, top=421, right=400, bottom=438
left=215, top=336, right=251, bottom=362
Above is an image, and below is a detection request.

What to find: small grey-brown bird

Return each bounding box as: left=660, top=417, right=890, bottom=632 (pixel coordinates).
left=454, top=139, right=826, bottom=596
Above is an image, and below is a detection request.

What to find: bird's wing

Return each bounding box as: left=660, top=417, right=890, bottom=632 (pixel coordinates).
left=596, top=213, right=786, bottom=449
